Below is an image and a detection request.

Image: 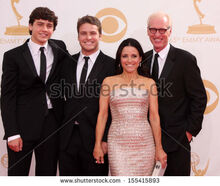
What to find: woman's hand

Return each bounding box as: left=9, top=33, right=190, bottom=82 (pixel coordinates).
left=155, top=147, right=167, bottom=169
left=93, top=144, right=105, bottom=164
left=101, top=142, right=108, bottom=154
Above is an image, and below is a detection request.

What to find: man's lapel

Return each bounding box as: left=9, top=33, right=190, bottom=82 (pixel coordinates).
left=145, top=50, right=153, bottom=73
left=46, top=39, right=59, bottom=82
left=159, top=45, right=175, bottom=80
left=86, top=51, right=105, bottom=84
left=22, top=39, right=38, bottom=78
left=72, top=53, right=79, bottom=85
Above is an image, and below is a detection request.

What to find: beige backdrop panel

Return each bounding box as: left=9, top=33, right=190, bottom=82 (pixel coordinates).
left=0, top=0, right=219, bottom=176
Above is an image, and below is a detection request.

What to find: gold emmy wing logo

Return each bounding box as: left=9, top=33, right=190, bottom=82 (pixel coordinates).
left=96, top=8, right=127, bottom=43
left=203, top=80, right=219, bottom=114
left=187, top=0, right=216, bottom=34
left=5, top=0, right=29, bottom=35
left=1, top=154, right=8, bottom=168
left=191, top=152, right=209, bottom=176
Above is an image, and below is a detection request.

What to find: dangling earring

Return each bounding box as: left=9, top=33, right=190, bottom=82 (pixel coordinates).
left=119, top=63, right=121, bottom=68
left=139, top=62, right=142, bottom=67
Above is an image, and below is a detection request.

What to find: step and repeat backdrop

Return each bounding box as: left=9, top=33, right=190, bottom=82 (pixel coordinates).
left=0, top=0, right=219, bottom=176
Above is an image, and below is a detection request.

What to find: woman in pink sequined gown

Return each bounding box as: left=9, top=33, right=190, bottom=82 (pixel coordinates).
left=93, top=38, right=167, bottom=176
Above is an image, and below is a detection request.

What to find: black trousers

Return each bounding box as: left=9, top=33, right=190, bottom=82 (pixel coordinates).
left=59, top=125, right=108, bottom=176
left=164, top=135, right=191, bottom=176
left=7, top=110, right=59, bottom=176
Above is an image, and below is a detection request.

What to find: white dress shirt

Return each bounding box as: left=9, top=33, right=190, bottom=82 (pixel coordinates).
left=150, top=44, right=170, bottom=78
left=76, top=50, right=100, bottom=90
left=8, top=38, right=54, bottom=142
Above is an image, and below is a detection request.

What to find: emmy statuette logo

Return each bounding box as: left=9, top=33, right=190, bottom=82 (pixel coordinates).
left=191, top=152, right=209, bottom=176
left=96, top=8, right=127, bottom=43
left=1, top=154, right=8, bottom=168
left=5, top=0, right=29, bottom=35
left=187, top=0, right=216, bottom=34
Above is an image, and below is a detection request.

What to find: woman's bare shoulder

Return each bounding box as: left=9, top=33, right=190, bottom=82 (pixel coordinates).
left=102, top=75, right=122, bottom=89
left=103, top=75, right=121, bottom=84
left=138, top=76, right=156, bottom=89
left=139, top=76, right=153, bottom=83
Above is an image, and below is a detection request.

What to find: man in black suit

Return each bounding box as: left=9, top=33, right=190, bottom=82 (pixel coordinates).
left=144, top=12, right=207, bottom=175
left=59, top=15, right=115, bottom=176
left=1, top=7, right=67, bottom=176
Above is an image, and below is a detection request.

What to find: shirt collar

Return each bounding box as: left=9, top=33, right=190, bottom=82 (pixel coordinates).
left=79, top=50, right=100, bottom=64
left=28, top=38, right=49, bottom=55
left=153, top=43, right=170, bottom=60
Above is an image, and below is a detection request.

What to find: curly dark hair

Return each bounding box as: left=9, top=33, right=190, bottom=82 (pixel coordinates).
left=29, top=7, right=58, bottom=35
left=115, top=38, right=149, bottom=77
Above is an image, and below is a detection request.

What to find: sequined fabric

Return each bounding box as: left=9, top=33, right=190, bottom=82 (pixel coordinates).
left=108, top=87, right=155, bottom=176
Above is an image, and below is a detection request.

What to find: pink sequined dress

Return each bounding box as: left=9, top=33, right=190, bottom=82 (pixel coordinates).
left=108, top=87, right=155, bottom=176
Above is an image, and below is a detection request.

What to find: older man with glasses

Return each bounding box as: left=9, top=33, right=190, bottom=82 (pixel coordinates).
left=143, top=12, right=207, bottom=176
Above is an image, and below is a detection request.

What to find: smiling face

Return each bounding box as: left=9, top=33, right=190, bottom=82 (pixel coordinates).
left=78, top=23, right=101, bottom=56
left=29, top=19, right=54, bottom=45
left=147, top=14, right=172, bottom=53
left=120, top=46, right=142, bottom=74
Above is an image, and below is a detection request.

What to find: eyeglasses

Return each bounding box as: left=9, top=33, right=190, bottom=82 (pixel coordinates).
left=148, top=26, right=170, bottom=34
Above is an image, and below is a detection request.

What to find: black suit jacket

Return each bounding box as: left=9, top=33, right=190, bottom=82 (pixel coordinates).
left=1, top=39, right=67, bottom=141
left=59, top=51, right=115, bottom=153
left=144, top=45, right=207, bottom=152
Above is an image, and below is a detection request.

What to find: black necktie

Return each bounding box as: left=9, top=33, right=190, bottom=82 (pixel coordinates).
left=152, top=53, right=159, bottom=82
left=39, top=47, right=46, bottom=82
left=79, top=56, right=90, bottom=89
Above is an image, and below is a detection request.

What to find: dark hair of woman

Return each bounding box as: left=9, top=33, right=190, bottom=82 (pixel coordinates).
left=115, top=38, right=149, bottom=77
